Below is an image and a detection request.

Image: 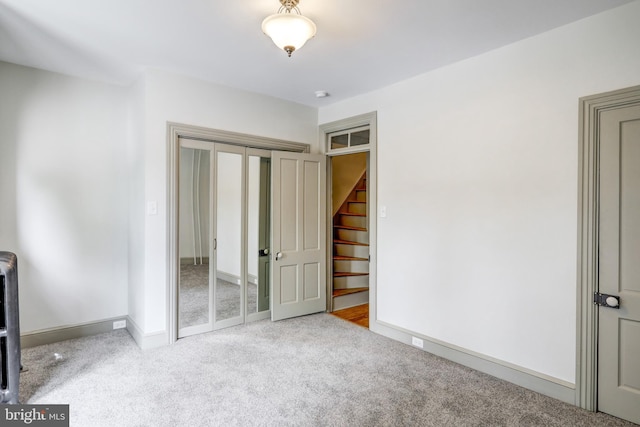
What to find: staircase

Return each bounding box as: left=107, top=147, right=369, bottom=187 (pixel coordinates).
left=332, top=174, right=369, bottom=311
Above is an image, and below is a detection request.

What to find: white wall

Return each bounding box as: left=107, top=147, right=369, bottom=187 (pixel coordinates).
left=0, top=61, right=129, bottom=333
left=127, top=75, right=146, bottom=331
left=137, top=69, right=319, bottom=335
left=319, top=1, right=640, bottom=384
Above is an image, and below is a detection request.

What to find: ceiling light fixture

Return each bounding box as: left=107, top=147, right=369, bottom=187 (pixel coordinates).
left=262, top=0, right=316, bottom=57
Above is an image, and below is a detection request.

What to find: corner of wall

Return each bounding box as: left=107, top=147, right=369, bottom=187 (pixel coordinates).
left=126, top=316, right=168, bottom=350
left=126, top=74, right=148, bottom=340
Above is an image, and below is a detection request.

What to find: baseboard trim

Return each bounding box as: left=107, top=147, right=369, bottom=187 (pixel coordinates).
left=126, top=316, right=168, bottom=350
left=21, top=316, right=129, bottom=348
left=333, top=290, right=369, bottom=311
left=180, top=257, right=210, bottom=265
left=216, top=271, right=241, bottom=285
left=370, top=319, right=576, bottom=405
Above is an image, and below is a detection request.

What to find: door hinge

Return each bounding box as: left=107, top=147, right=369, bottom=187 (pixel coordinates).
left=594, top=292, right=620, bottom=309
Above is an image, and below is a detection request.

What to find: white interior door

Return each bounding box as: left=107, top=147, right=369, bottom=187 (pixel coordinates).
left=598, top=103, right=640, bottom=424
left=271, top=152, right=327, bottom=321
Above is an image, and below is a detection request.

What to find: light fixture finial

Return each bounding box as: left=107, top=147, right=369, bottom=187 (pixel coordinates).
left=262, top=0, right=316, bottom=57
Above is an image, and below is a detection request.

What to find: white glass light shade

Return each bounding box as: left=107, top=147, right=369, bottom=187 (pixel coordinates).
left=262, top=13, right=316, bottom=56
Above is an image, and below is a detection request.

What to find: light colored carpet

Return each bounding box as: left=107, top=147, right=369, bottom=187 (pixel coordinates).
left=19, top=314, right=635, bottom=426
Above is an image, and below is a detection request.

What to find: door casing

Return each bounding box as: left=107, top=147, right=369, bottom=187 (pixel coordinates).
left=319, top=112, right=378, bottom=325
left=576, top=85, right=640, bottom=411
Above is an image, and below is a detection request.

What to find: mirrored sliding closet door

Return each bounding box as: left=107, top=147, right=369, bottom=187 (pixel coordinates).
left=177, top=138, right=271, bottom=338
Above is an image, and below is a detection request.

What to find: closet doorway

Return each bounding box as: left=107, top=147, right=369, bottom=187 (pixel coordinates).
left=177, top=138, right=271, bottom=338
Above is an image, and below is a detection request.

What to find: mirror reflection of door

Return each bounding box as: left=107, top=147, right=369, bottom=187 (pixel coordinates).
left=248, top=151, right=271, bottom=317
left=178, top=140, right=272, bottom=338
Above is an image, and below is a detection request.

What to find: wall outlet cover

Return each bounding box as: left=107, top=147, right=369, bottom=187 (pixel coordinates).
left=411, top=336, right=424, bottom=348
left=113, top=320, right=127, bottom=329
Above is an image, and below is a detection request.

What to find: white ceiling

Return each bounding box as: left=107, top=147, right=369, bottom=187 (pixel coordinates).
left=0, top=0, right=634, bottom=107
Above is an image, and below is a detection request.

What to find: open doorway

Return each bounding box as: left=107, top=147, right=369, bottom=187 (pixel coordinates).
left=330, top=152, right=369, bottom=327
left=320, top=112, right=377, bottom=330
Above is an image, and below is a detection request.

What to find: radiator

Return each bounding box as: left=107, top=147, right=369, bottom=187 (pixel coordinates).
left=0, top=252, right=20, bottom=404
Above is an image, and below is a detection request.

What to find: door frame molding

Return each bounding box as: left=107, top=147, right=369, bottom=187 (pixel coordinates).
left=167, top=122, right=310, bottom=343
left=319, top=112, right=377, bottom=322
left=576, top=85, right=640, bottom=410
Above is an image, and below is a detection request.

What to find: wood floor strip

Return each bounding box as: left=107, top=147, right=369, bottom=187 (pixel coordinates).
left=332, top=303, right=369, bottom=328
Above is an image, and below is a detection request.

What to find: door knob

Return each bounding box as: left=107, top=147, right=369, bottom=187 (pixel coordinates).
left=605, top=296, right=619, bottom=307
left=275, top=252, right=283, bottom=260
left=259, top=248, right=270, bottom=256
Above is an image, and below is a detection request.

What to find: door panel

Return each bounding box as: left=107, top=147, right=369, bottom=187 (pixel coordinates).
left=304, top=263, right=320, bottom=299
left=279, top=158, right=298, bottom=251
left=272, top=152, right=326, bottom=321
left=214, top=145, right=245, bottom=328
left=598, top=104, right=640, bottom=424
left=280, top=265, right=298, bottom=304
left=178, top=140, right=214, bottom=338
left=247, top=149, right=272, bottom=320
left=303, top=160, right=320, bottom=250
left=620, top=319, right=640, bottom=391
left=620, top=118, right=640, bottom=294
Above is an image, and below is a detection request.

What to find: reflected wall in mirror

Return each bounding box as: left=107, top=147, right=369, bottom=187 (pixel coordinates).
left=178, top=147, right=211, bottom=329
left=215, top=151, right=243, bottom=321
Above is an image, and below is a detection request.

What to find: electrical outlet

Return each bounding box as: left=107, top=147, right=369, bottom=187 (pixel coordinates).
left=113, top=320, right=127, bottom=330
left=411, top=336, right=424, bottom=348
